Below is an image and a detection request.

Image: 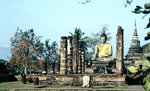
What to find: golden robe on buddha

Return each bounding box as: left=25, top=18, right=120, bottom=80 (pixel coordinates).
left=96, top=43, right=112, bottom=57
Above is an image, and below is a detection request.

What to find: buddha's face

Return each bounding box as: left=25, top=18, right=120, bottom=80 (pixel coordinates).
left=100, top=37, right=106, bottom=43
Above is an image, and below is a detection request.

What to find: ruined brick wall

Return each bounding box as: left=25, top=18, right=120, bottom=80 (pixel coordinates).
left=26, top=74, right=126, bottom=86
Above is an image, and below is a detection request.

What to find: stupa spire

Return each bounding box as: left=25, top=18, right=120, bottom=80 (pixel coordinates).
left=133, top=20, right=138, bottom=36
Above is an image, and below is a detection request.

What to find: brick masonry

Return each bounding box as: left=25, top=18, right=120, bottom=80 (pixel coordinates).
left=116, top=26, right=124, bottom=74
left=26, top=74, right=126, bottom=86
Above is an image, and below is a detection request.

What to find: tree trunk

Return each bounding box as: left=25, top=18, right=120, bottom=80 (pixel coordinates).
left=21, top=73, right=26, bottom=84
left=24, top=67, right=27, bottom=75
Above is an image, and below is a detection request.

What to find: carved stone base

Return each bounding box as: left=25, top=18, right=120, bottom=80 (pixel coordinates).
left=92, top=61, right=115, bottom=74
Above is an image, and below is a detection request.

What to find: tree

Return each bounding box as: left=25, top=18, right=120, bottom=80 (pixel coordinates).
left=85, top=25, right=111, bottom=60
left=10, top=28, right=42, bottom=74
left=38, top=39, right=59, bottom=74
left=69, top=27, right=88, bottom=52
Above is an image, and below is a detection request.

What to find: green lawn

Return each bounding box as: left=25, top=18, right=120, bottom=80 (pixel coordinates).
left=0, top=81, right=32, bottom=88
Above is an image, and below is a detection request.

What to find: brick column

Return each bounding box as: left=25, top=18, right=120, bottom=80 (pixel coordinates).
left=78, top=49, right=82, bottom=74
left=56, top=63, right=60, bottom=74
left=50, top=62, right=55, bottom=74
left=42, top=61, right=47, bottom=74
left=81, top=51, right=85, bottom=73
left=67, top=36, right=73, bottom=74
left=73, top=34, right=79, bottom=74
left=60, top=37, right=67, bottom=74
left=116, top=26, right=124, bottom=74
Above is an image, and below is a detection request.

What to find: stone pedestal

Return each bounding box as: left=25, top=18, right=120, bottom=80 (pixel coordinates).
left=92, top=61, right=115, bottom=74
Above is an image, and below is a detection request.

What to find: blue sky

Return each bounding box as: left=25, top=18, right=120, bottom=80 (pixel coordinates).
left=0, top=0, right=149, bottom=58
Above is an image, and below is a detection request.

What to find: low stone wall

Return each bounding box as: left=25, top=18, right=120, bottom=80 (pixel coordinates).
left=26, top=74, right=126, bottom=86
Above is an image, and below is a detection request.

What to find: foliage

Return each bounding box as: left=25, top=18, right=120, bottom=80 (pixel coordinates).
left=130, top=59, right=150, bottom=91
left=69, top=27, right=88, bottom=52
left=142, top=60, right=150, bottom=71
left=39, top=39, right=58, bottom=63
left=142, top=43, right=150, bottom=54
left=128, top=66, right=138, bottom=74
left=143, top=74, right=150, bottom=91
left=0, top=59, right=9, bottom=69
left=38, top=39, right=59, bottom=73
left=131, top=2, right=150, bottom=40
left=10, top=28, right=42, bottom=74
left=132, top=3, right=150, bottom=28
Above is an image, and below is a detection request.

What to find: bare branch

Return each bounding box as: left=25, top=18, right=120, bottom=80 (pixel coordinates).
left=125, top=0, right=133, bottom=7
left=79, top=0, right=91, bottom=4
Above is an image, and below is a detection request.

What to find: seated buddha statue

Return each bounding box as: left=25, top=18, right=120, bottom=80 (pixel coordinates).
left=92, top=30, right=114, bottom=62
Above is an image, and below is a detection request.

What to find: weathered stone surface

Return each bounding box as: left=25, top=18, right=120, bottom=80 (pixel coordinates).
left=78, top=49, right=82, bottom=74
left=82, top=75, right=90, bottom=87
left=92, top=61, right=115, bottom=67
left=42, top=61, right=47, bottom=74
left=50, top=62, right=55, bottom=74
left=56, top=64, right=60, bottom=73
left=81, top=51, right=85, bottom=73
left=38, top=76, right=47, bottom=81
left=67, top=36, right=73, bottom=74
left=60, top=37, right=67, bottom=74
left=125, top=21, right=142, bottom=61
left=116, top=26, right=124, bottom=74
left=26, top=74, right=126, bottom=86
left=73, top=34, right=79, bottom=74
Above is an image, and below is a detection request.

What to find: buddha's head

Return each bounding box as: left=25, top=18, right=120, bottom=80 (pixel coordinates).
left=100, top=30, right=107, bottom=43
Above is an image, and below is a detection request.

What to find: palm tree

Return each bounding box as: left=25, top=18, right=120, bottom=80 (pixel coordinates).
left=69, top=28, right=88, bottom=52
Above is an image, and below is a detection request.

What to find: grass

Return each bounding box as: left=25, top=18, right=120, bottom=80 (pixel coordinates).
left=0, top=81, right=32, bottom=88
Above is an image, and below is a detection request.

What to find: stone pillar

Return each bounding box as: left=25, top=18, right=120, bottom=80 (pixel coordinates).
left=116, top=26, right=124, bottom=74
left=60, top=37, right=67, bottom=74
left=56, top=63, right=60, bottom=74
left=50, top=62, right=55, bottom=74
left=42, top=61, right=47, bottom=74
left=73, top=34, right=79, bottom=74
left=67, top=36, right=73, bottom=74
left=78, top=49, right=82, bottom=74
left=81, top=51, right=85, bottom=73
